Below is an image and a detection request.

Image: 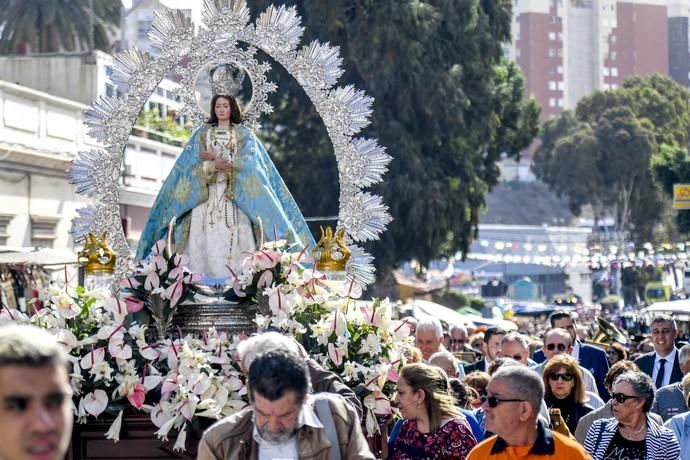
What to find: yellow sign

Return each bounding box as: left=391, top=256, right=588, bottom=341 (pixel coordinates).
left=674, top=184, right=690, bottom=209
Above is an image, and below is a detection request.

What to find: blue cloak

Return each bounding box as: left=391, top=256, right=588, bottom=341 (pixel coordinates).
left=135, top=124, right=315, bottom=261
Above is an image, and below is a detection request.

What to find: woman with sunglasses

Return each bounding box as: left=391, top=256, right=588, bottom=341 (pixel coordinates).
left=543, top=354, right=593, bottom=435
left=584, top=371, right=680, bottom=460
left=390, top=363, right=477, bottom=459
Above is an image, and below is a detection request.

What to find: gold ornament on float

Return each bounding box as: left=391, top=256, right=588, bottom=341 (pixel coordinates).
left=78, top=232, right=117, bottom=274
left=315, top=226, right=351, bottom=272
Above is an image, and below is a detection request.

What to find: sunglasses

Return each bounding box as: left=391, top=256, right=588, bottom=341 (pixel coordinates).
left=545, top=343, right=567, bottom=352
left=548, top=373, right=575, bottom=382
left=611, top=392, right=640, bottom=404
left=480, top=395, right=526, bottom=408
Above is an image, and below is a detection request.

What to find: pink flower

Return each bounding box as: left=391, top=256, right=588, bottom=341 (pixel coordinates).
left=151, top=239, right=166, bottom=256
left=108, top=338, right=132, bottom=360
left=127, top=383, right=146, bottom=409
left=254, top=250, right=281, bottom=269
left=165, top=281, right=183, bottom=308
left=80, top=347, right=105, bottom=370
left=125, top=296, right=145, bottom=313
left=257, top=270, right=273, bottom=289
left=328, top=343, right=348, bottom=367
left=173, top=253, right=189, bottom=267
left=118, top=276, right=141, bottom=289
left=144, top=271, right=160, bottom=290
left=83, top=390, right=108, bottom=417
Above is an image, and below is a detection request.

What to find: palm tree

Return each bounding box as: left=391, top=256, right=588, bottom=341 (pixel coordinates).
left=0, top=0, right=120, bottom=54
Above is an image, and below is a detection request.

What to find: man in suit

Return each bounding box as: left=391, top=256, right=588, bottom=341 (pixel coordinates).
left=652, top=344, right=690, bottom=421
left=534, top=310, right=610, bottom=399
left=636, top=314, right=683, bottom=391
left=463, top=326, right=506, bottom=374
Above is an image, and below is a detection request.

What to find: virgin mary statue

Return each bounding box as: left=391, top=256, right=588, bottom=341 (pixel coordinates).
left=136, top=65, right=314, bottom=279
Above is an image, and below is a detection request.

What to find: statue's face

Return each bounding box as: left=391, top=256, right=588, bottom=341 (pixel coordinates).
left=214, top=97, right=232, bottom=123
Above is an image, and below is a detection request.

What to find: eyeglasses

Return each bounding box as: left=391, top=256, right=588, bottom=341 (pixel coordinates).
left=508, top=354, right=523, bottom=361
left=545, top=343, right=567, bottom=352
left=480, top=395, right=526, bottom=408
left=611, top=392, right=640, bottom=404
left=451, top=339, right=466, bottom=344
left=548, top=373, right=575, bottom=382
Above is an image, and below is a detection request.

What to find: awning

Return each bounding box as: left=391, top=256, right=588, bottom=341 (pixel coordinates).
left=0, top=247, right=78, bottom=267
left=411, top=299, right=517, bottom=331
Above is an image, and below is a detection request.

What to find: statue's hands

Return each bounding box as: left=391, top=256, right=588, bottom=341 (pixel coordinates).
left=200, top=151, right=216, bottom=161
left=214, top=159, right=232, bottom=172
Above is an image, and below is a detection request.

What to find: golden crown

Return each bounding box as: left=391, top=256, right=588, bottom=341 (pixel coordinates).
left=77, top=232, right=117, bottom=274
left=315, top=226, right=351, bottom=272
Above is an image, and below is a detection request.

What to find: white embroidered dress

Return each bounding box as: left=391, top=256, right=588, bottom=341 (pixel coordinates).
left=186, top=126, right=256, bottom=279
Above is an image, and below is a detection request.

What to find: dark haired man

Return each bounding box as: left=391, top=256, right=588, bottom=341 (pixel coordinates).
left=0, top=324, right=74, bottom=460
left=198, top=349, right=374, bottom=459
left=463, top=326, right=506, bottom=374
left=534, top=310, right=609, bottom=399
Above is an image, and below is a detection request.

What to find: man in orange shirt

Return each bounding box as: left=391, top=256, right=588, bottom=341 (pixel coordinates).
left=468, top=365, right=591, bottom=459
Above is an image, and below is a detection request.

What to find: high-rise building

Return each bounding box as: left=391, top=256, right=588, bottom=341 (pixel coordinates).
left=510, top=0, right=670, bottom=119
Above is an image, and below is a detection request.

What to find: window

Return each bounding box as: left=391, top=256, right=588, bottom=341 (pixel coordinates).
left=548, top=48, right=557, bottom=57
left=549, top=81, right=557, bottom=90
left=549, top=97, right=556, bottom=107
left=558, top=81, right=565, bottom=90
left=549, top=32, right=556, bottom=40
left=611, top=67, right=618, bottom=77
left=548, top=65, right=557, bottom=74
left=30, top=217, right=59, bottom=248
left=611, top=83, right=618, bottom=89
left=610, top=35, right=617, bottom=44
left=557, top=98, right=564, bottom=107
left=610, top=51, right=617, bottom=60
left=557, top=66, right=563, bottom=74
left=558, top=33, right=563, bottom=41
left=0, top=214, right=12, bottom=246
left=603, top=67, right=610, bottom=76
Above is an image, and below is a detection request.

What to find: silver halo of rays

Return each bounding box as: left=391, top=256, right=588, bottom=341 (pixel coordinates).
left=68, top=0, right=392, bottom=287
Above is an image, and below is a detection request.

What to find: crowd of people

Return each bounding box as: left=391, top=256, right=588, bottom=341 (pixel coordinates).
left=5, top=308, right=690, bottom=459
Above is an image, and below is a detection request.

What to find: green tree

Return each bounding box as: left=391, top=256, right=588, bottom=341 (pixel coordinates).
left=248, top=0, right=538, bottom=295
left=0, top=0, right=119, bottom=54
left=533, top=75, right=682, bottom=240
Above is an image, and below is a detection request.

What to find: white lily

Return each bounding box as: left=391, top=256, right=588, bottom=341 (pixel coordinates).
left=173, top=427, right=187, bottom=452
left=105, top=410, right=124, bottom=442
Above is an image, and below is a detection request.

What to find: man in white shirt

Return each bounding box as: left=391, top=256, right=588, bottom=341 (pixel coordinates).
left=635, top=314, right=683, bottom=389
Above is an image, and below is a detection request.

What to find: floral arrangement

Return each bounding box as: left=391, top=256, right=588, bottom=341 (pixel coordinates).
left=118, top=239, right=199, bottom=339
left=230, top=239, right=413, bottom=435
left=0, top=238, right=412, bottom=452
left=0, top=278, right=247, bottom=451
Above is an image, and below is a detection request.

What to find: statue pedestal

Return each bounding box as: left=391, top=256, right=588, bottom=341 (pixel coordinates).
left=68, top=414, right=197, bottom=459
left=171, top=298, right=257, bottom=336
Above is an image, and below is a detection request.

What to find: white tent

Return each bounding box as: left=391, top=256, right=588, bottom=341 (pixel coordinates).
left=639, top=299, right=690, bottom=322
left=411, top=299, right=518, bottom=331
left=0, top=247, right=78, bottom=267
